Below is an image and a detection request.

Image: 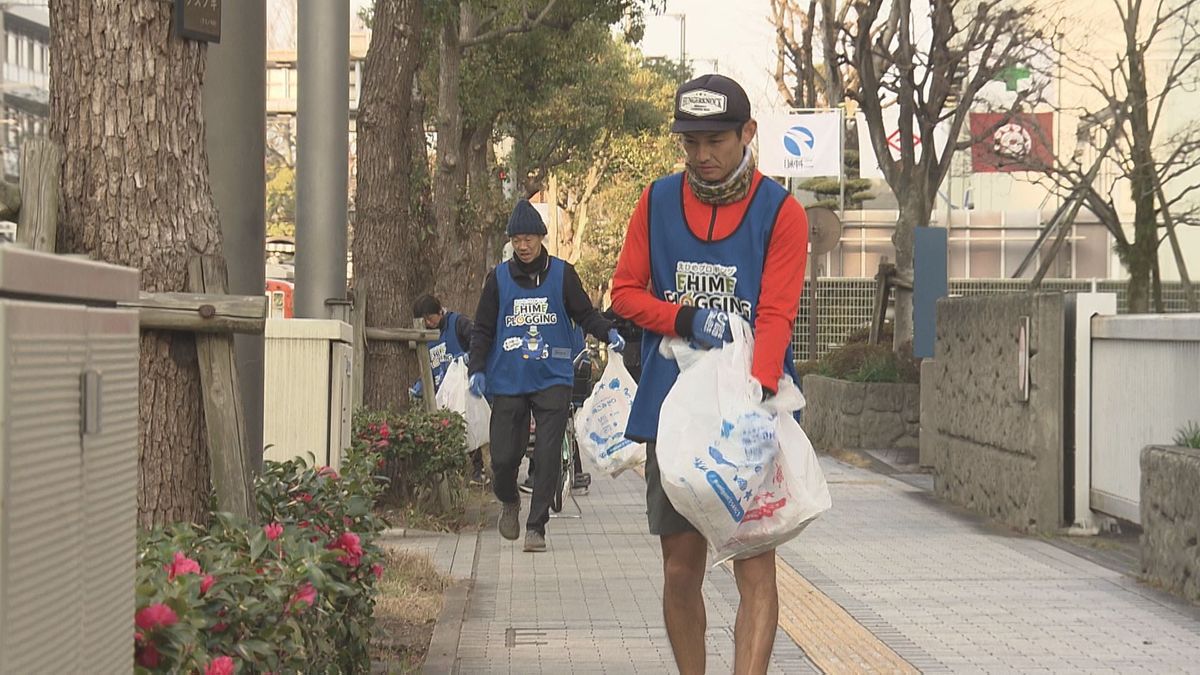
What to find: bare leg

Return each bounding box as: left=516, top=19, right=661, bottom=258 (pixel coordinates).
left=661, top=531, right=708, bottom=675
left=732, top=549, right=779, bottom=675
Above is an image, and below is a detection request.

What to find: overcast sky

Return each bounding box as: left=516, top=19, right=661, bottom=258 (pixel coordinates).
left=638, top=0, right=788, bottom=117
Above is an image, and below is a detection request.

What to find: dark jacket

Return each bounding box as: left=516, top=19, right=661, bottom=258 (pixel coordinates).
left=469, top=247, right=611, bottom=375
left=441, top=312, right=474, bottom=349
left=603, top=308, right=643, bottom=383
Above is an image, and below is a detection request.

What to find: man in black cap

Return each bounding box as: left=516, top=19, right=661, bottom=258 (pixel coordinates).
left=611, top=74, right=810, bottom=673
left=468, top=199, right=624, bottom=552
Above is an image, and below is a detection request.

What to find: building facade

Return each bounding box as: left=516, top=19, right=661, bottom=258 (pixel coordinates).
left=1, top=4, right=50, bottom=180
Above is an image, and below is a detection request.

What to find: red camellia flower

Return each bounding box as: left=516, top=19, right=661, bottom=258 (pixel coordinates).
left=135, top=603, right=179, bottom=631
left=318, top=466, right=339, bottom=480
left=200, top=574, right=216, bottom=595
left=327, top=531, right=364, bottom=567
left=205, top=655, right=236, bottom=675
left=164, top=551, right=202, bottom=581
left=264, top=522, right=284, bottom=541
left=298, top=492, right=313, bottom=503
left=372, top=563, right=384, bottom=581
left=379, top=423, right=391, bottom=439
left=211, top=621, right=229, bottom=633
left=440, top=417, right=451, bottom=428
left=298, top=520, right=309, bottom=528
left=288, top=582, right=318, bottom=613
left=135, top=641, right=162, bottom=668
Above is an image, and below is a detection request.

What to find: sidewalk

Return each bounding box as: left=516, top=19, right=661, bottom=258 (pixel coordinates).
left=421, top=456, right=1200, bottom=674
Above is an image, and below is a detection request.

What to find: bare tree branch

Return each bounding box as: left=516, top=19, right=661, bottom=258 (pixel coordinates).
left=461, top=0, right=562, bottom=48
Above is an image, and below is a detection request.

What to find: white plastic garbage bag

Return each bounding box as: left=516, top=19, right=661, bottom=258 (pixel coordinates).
left=576, top=348, right=646, bottom=477
left=435, top=357, right=491, bottom=451
left=656, top=314, right=831, bottom=563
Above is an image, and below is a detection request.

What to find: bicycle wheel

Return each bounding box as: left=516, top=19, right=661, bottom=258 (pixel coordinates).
left=551, top=433, right=570, bottom=513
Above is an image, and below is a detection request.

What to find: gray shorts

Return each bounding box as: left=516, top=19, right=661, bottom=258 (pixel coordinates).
left=645, top=442, right=699, bottom=537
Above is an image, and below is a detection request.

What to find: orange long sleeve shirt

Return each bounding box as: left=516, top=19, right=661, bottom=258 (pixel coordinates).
left=611, top=171, right=809, bottom=390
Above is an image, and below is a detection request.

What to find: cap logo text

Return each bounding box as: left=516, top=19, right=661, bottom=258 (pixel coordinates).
left=679, top=89, right=728, bottom=117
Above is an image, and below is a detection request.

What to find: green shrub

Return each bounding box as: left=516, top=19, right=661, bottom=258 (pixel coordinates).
left=134, top=448, right=388, bottom=674
left=1175, top=421, right=1200, bottom=449
left=843, top=321, right=893, bottom=346
left=813, top=340, right=920, bottom=383
left=352, top=407, right=469, bottom=507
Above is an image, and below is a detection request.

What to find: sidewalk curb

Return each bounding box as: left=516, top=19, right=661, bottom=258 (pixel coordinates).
left=421, top=515, right=483, bottom=674
left=421, top=578, right=471, bottom=675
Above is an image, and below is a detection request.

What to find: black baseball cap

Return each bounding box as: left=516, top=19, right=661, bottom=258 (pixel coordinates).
left=671, top=74, right=752, bottom=133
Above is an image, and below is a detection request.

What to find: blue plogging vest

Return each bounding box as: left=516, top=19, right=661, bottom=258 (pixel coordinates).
left=429, top=311, right=466, bottom=391
left=625, top=173, right=799, bottom=441
left=485, top=258, right=575, bottom=396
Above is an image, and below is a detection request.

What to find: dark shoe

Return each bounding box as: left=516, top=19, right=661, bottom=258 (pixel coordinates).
left=523, top=530, right=546, bottom=552
left=470, top=469, right=486, bottom=486
left=518, top=475, right=534, bottom=494
left=498, top=501, right=520, bottom=541
left=572, top=472, right=591, bottom=489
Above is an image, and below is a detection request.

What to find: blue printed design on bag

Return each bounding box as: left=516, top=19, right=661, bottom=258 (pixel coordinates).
left=720, top=420, right=734, bottom=439
left=705, top=470, right=745, bottom=521
left=708, top=446, right=737, bottom=470
left=601, top=438, right=633, bottom=458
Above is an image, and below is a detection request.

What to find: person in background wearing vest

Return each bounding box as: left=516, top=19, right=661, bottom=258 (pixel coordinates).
left=410, top=294, right=488, bottom=486
left=519, top=321, right=593, bottom=495
left=468, top=200, right=624, bottom=553
left=610, top=74, right=809, bottom=675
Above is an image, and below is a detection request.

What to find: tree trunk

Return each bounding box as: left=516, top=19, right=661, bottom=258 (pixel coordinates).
left=891, top=190, right=931, bottom=353
left=354, top=0, right=432, bottom=410
left=1124, top=20, right=1158, bottom=314
left=50, top=0, right=221, bottom=527
left=431, top=4, right=495, bottom=316
left=465, top=121, right=502, bottom=290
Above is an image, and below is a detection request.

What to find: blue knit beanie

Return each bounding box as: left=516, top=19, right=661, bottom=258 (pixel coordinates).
left=506, top=200, right=548, bottom=237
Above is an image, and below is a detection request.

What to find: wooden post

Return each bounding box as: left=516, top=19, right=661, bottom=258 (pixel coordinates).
left=188, top=255, right=256, bottom=520
left=350, top=283, right=367, bottom=409
left=16, top=138, right=61, bottom=253
left=119, top=291, right=268, bottom=333
left=869, top=259, right=895, bottom=345
left=414, top=317, right=437, bottom=413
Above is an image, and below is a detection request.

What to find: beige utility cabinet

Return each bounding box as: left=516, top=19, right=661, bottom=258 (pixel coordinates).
left=0, top=246, right=140, bottom=674
left=263, top=319, right=353, bottom=469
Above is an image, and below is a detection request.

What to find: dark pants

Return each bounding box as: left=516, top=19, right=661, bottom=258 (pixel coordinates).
left=491, top=385, right=571, bottom=534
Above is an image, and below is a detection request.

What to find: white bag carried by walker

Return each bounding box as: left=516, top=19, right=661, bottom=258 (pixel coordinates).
left=435, top=357, right=491, bottom=451
left=576, top=348, right=646, bottom=477
left=656, top=314, right=831, bottom=563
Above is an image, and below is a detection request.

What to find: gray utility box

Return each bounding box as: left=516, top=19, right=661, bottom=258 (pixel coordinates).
left=0, top=246, right=140, bottom=674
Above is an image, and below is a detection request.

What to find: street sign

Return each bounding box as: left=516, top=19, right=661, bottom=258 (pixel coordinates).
left=175, top=0, right=221, bottom=43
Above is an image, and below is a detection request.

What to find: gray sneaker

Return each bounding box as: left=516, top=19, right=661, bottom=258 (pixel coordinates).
left=523, top=530, right=546, bottom=553
left=498, top=501, right=520, bottom=541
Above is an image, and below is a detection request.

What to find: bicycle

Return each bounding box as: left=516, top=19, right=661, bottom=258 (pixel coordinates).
left=550, top=346, right=595, bottom=514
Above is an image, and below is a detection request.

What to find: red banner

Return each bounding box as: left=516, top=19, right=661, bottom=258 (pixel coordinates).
left=969, top=112, right=1054, bottom=173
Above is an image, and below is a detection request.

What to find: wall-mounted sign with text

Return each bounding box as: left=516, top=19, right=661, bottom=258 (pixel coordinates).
left=175, top=0, right=221, bottom=43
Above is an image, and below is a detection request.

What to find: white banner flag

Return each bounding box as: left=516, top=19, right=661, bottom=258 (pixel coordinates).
left=757, top=111, right=843, bottom=178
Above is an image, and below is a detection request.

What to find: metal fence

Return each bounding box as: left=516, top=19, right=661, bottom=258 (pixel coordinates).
left=792, top=278, right=1194, bottom=361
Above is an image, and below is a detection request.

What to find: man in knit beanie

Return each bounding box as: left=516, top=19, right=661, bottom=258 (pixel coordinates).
left=468, top=199, right=625, bottom=553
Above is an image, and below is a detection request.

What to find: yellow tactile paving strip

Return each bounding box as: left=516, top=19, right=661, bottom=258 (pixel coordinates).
left=724, top=558, right=920, bottom=674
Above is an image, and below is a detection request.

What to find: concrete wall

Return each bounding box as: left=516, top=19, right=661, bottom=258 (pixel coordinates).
left=1140, top=445, right=1200, bottom=602
left=920, top=293, right=1066, bottom=534
left=801, top=375, right=920, bottom=451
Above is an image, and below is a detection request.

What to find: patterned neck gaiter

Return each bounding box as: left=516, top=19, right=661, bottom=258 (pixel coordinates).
left=686, top=148, right=756, bottom=206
